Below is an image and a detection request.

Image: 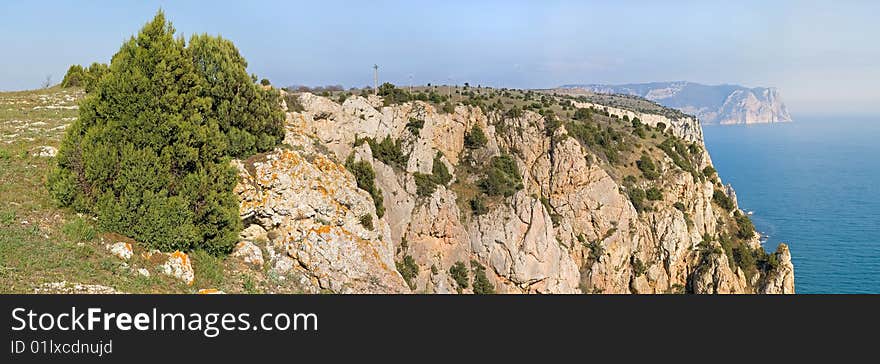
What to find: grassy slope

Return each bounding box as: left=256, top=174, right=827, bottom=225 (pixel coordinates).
left=0, top=87, right=192, bottom=293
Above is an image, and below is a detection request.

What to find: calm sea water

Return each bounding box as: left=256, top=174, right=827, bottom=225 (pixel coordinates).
left=703, top=117, right=880, bottom=293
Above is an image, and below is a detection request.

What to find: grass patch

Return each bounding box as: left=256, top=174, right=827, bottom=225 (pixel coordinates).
left=62, top=216, right=97, bottom=242
left=190, top=249, right=226, bottom=290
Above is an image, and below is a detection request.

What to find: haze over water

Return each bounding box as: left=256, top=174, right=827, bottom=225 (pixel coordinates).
left=703, top=117, right=880, bottom=293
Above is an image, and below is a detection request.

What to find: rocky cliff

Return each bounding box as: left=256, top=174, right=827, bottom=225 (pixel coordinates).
left=559, top=82, right=793, bottom=125
left=230, top=87, right=794, bottom=294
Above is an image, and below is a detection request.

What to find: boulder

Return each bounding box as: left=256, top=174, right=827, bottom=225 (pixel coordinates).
left=232, top=241, right=264, bottom=268
left=106, top=242, right=133, bottom=261
left=159, top=251, right=194, bottom=286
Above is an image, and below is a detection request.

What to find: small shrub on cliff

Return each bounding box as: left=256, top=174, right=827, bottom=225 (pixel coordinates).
left=632, top=122, right=647, bottom=138
left=478, top=154, right=523, bottom=197
left=413, top=153, right=453, bottom=197
left=471, top=260, right=495, bottom=294
left=470, top=197, right=489, bottom=215
left=587, top=241, right=605, bottom=261
left=733, top=244, right=758, bottom=280
left=567, top=122, right=627, bottom=164
left=762, top=245, right=785, bottom=270
left=359, top=214, right=374, bottom=230
left=631, top=256, right=647, bottom=277
left=713, top=189, right=735, bottom=212
left=627, top=187, right=648, bottom=212
left=47, top=12, right=284, bottom=255
left=260, top=78, right=271, bottom=86
left=543, top=112, right=561, bottom=137
left=464, top=125, right=488, bottom=149
left=659, top=137, right=698, bottom=179
left=284, top=93, right=305, bottom=112
left=413, top=172, right=437, bottom=197
left=539, top=195, right=562, bottom=227
left=637, top=154, right=659, bottom=180
left=734, top=211, right=756, bottom=240
left=377, top=82, right=411, bottom=106
left=345, top=157, right=385, bottom=218
left=441, top=102, right=455, bottom=114
left=505, top=106, right=524, bottom=118
left=396, top=254, right=419, bottom=290
left=431, top=153, right=452, bottom=186
left=702, top=166, right=717, bottom=178
left=406, top=117, right=424, bottom=135
left=646, top=187, right=663, bottom=201
left=449, top=261, right=469, bottom=293
left=367, top=136, right=407, bottom=169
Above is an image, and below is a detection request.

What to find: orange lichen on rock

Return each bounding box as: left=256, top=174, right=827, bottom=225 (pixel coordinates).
left=313, top=155, right=344, bottom=173
left=171, top=250, right=189, bottom=266
left=311, top=225, right=333, bottom=235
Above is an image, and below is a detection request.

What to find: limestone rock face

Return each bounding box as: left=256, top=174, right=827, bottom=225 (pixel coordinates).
left=691, top=242, right=747, bottom=294
left=236, top=92, right=794, bottom=294
left=561, top=82, right=793, bottom=125
left=233, top=148, right=409, bottom=294
left=470, top=191, right=580, bottom=293
left=715, top=88, right=792, bottom=125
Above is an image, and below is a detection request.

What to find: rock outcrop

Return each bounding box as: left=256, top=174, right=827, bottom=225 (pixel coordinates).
left=761, top=244, right=796, bottom=294
left=570, top=100, right=704, bottom=143
left=560, top=82, right=793, bottom=125
left=159, top=251, right=194, bottom=286
left=233, top=148, right=409, bottom=294
left=232, top=89, right=794, bottom=294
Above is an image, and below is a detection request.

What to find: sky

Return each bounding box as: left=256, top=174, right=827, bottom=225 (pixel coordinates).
left=1, top=0, right=878, bottom=115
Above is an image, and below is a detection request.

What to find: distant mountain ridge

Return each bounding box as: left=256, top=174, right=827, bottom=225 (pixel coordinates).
left=559, top=81, right=792, bottom=125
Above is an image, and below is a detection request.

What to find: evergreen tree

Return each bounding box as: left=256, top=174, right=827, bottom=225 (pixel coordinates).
left=48, top=11, right=282, bottom=255
left=189, top=34, right=284, bottom=157
left=83, top=62, right=109, bottom=93
left=60, top=65, right=85, bottom=88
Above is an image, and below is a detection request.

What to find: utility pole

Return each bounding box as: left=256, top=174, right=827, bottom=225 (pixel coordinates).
left=447, top=77, right=453, bottom=101
left=373, top=64, right=379, bottom=95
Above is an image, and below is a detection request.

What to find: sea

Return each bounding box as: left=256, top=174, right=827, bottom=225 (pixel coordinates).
left=702, top=116, right=880, bottom=293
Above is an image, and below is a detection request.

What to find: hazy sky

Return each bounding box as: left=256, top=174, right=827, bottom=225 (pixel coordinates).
left=1, top=0, right=878, bottom=115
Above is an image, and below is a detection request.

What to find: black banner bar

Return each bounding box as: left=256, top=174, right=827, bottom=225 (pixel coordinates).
left=2, top=295, right=876, bottom=362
